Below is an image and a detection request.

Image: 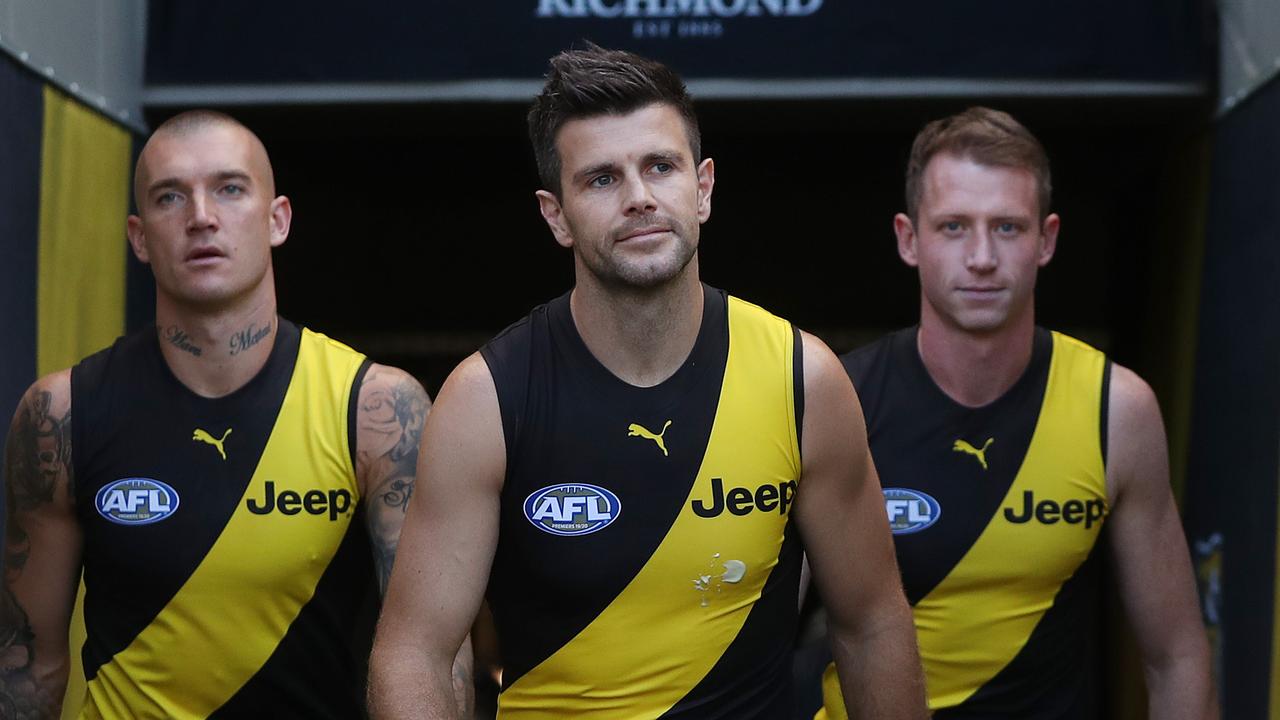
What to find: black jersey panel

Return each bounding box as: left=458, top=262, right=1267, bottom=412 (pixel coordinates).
left=487, top=287, right=730, bottom=687
left=934, top=545, right=1103, bottom=719
left=663, top=522, right=803, bottom=719
left=211, top=510, right=375, bottom=719
left=842, top=328, right=1052, bottom=604
left=72, top=320, right=301, bottom=680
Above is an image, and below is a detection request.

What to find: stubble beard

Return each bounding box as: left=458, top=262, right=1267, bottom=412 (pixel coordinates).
left=579, top=215, right=699, bottom=291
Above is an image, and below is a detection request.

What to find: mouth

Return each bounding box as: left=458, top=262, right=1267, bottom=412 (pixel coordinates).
left=616, top=226, right=672, bottom=243
left=185, top=246, right=226, bottom=263
left=957, top=286, right=1005, bottom=298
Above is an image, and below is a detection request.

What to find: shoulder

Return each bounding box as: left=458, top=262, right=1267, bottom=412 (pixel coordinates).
left=1107, top=363, right=1162, bottom=440
left=12, top=370, right=73, bottom=424
left=799, top=332, right=863, bottom=437
left=800, top=332, right=853, bottom=398
left=1105, top=362, right=1167, bottom=499
left=358, top=364, right=429, bottom=403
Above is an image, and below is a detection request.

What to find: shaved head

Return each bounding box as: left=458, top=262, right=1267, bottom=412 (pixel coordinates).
left=134, top=110, right=276, bottom=207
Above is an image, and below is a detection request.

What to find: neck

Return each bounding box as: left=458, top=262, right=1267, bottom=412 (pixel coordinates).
left=916, top=301, right=1036, bottom=408
left=569, top=263, right=703, bottom=388
left=154, top=290, right=280, bottom=398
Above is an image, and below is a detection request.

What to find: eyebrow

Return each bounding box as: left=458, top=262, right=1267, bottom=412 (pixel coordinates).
left=571, top=151, right=685, bottom=186
left=146, top=170, right=253, bottom=196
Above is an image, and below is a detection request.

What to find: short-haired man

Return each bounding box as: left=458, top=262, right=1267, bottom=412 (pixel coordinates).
left=370, top=46, right=928, bottom=718
left=818, top=107, right=1215, bottom=718
left=0, top=110, right=471, bottom=718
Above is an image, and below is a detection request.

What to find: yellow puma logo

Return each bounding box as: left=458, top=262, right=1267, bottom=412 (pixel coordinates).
left=193, top=427, right=233, bottom=461
left=953, top=437, right=994, bottom=470
left=627, top=420, right=672, bottom=457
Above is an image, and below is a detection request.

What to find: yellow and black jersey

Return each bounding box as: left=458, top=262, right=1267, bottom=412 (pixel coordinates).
left=70, top=319, right=374, bottom=719
left=481, top=285, right=805, bottom=719
left=820, top=327, right=1110, bottom=719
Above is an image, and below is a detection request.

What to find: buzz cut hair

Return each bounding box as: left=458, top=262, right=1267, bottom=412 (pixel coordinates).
left=134, top=109, right=274, bottom=205
left=905, top=106, right=1052, bottom=221
left=527, top=43, right=701, bottom=197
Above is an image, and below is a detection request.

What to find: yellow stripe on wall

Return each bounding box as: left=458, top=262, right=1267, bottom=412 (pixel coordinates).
left=36, top=85, right=132, bottom=720
left=36, top=85, right=131, bottom=376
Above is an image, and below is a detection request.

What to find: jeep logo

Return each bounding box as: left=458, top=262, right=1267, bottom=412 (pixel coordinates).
left=1003, top=490, right=1105, bottom=529
left=246, top=481, right=353, bottom=521
left=691, top=477, right=797, bottom=518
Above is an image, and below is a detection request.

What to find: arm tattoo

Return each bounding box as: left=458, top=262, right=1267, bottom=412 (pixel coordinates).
left=359, top=371, right=429, bottom=595
left=0, top=391, right=71, bottom=718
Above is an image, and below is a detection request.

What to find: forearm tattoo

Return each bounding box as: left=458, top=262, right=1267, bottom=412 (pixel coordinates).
left=359, top=371, right=429, bottom=594
left=1, top=391, right=71, bottom=718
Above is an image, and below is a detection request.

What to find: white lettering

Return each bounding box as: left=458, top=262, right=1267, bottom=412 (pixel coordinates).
left=587, top=496, right=613, bottom=521
left=787, top=0, right=822, bottom=15
left=532, top=497, right=563, bottom=522
left=148, top=489, right=171, bottom=512
left=708, top=0, right=745, bottom=16
left=103, top=490, right=129, bottom=513
left=886, top=499, right=910, bottom=522
left=536, top=0, right=586, bottom=16
left=907, top=501, right=931, bottom=523
left=562, top=496, right=587, bottom=518
left=587, top=0, right=624, bottom=17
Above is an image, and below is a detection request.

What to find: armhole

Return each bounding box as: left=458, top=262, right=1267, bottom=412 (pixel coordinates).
left=792, top=324, right=805, bottom=458
left=480, top=346, right=524, bottom=471
left=1099, top=358, right=1112, bottom=468
left=347, top=357, right=375, bottom=474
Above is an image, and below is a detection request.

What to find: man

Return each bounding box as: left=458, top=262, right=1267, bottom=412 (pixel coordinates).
left=0, top=111, right=471, bottom=718
left=369, top=46, right=927, bottom=719
left=818, top=107, right=1215, bottom=718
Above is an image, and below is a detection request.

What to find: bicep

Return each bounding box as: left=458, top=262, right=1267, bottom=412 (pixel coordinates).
left=354, top=364, right=433, bottom=594
left=792, top=335, right=902, bottom=632
left=1105, top=365, right=1202, bottom=661
left=377, top=354, right=504, bottom=658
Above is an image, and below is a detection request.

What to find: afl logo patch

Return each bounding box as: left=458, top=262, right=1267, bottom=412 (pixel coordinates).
left=883, top=488, right=941, bottom=534
left=95, top=478, right=180, bottom=526
left=524, top=483, right=621, bottom=537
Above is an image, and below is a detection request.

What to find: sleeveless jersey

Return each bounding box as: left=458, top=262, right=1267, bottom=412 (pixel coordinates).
left=818, top=327, right=1110, bottom=719
left=70, top=319, right=374, bottom=719
left=481, top=285, right=805, bottom=719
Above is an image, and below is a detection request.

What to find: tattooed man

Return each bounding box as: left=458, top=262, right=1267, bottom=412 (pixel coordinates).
left=0, top=110, right=471, bottom=719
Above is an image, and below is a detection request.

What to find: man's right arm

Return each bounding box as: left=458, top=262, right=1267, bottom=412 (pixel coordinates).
left=368, top=354, right=505, bottom=719
left=1, top=371, right=82, bottom=719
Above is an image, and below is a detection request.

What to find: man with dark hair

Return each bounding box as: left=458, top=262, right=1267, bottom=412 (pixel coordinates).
left=370, top=45, right=927, bottom=719
left=817, top=107, right=1215, bottom=719
left=0, top=110, right=472, bottom=718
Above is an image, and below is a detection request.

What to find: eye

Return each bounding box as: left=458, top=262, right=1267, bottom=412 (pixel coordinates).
left=652, top=162, right=674, bottom=174
left=155, top=191, right=181, bottom=206
left=220, top=184, right=245, bottom=196
left=941, top=220, right=963, bottom=234
left=995, top=222, right=1020, bottom=235
left=588, top=174, right=614, bottom=189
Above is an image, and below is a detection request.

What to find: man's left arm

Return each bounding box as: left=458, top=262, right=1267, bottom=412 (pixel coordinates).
left=1106, top=364, right=1216, bottom=720
left=355, top=364, right=474, bottom=718
left=793, top=333, right=928, bottom=719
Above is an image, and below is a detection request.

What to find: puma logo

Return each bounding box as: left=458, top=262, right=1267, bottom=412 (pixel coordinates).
left=953, top=437, right=994, bottom=470
left=193, top=428, right=233, bottom=461
left=627, top=420, right=672, bottom=457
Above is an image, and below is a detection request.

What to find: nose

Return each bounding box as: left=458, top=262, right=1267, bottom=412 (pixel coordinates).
left=186, top=191, right=218, bottom=233
left=965, top=228, right=997, bottom=273
left=622, top=173, right=658, bottom=216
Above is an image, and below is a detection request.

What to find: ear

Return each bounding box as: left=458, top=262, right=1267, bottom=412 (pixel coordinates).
left=893, top=213, right=919, bottom=267
left=126, top=215, right=150, bottom=264
left=536, top=190, right=574, bottom=249
left=269, top=196, right=292, bottom=248
left=695, top=157, right=715, bottom=223
left=1037, top=213, right=1060, bottom=267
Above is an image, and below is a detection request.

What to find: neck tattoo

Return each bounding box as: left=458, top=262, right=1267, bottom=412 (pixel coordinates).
left=229, top=320, right=274, bottom=357
left=163, top=326, right=203, bottom=357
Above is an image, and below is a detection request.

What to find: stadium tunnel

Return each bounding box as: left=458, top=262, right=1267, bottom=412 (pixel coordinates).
left=6, top=0, right=1280, bottom=717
